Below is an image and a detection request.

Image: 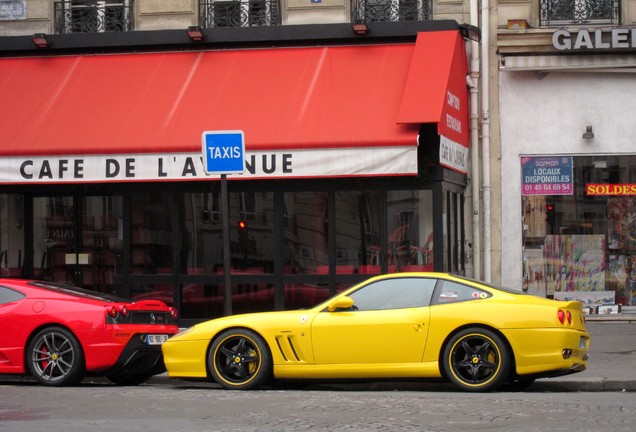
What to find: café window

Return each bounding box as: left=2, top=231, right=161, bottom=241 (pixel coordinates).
left=522, top=155, right=636, bottom=307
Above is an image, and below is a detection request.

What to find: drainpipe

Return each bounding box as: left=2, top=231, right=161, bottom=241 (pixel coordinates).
left=468, top=0, right=481, bottom=280
left=480, top=0, right=492, bottom=283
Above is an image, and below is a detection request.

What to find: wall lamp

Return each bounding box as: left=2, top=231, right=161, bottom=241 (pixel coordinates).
left=186, top=26, right=204, bottom=42
left=352, top=19, right=368, bottom=36
left=459, top=24, right=481, bottom=43
left=32, top=33, right=49, bottom=48
left=582, top=125, right=595, bottom=140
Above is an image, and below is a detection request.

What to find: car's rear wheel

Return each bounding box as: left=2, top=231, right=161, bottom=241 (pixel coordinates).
left=208, top=329, right=272, bottom=390
left=27, top=326, right=85, bottom=386
left=442, top=328, right=510, bottom=392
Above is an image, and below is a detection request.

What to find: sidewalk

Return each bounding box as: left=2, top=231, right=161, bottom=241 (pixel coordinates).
left=531, top=320, right=636, bottom=392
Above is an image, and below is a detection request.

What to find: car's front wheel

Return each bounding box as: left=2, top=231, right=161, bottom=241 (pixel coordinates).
left=208, top=329, right=272, bottom=390
left=442, top=327, right=511, bottom=392
left=27, top=326, right=85, bottom=386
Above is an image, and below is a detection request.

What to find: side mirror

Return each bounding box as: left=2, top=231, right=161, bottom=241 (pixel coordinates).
left=327, top=296, right=354, bottom=312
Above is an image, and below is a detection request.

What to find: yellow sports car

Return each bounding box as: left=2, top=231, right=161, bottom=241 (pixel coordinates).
left=162, top=273, right=590, bottom=392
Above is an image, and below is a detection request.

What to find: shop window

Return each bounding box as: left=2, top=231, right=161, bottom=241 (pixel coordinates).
left=54, top=0, right=134, bottom=34
left=522, top=155, right=636, bottom=307
left=334, top=191, right=382, bottom=275
left=230, top=192, right=274, bottom=274
left=199, top=0, right=280, bottom=28
left=178, top=281, right=275, bottom=319
left=386, top=190, right=434, bottom=273
left=130, top=193, right=173, bottom=274
left=0, top=194, right=25, bottom=278
left=283, top=192, right=329, bottom=275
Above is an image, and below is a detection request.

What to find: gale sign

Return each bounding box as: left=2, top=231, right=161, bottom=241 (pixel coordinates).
left=201, top=130, right=245, bottom=174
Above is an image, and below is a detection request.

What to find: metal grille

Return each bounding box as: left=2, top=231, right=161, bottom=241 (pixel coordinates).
left=54, top=0, right=134, bottom=34
left=351, top=0, right=432, bottom=23
left=199, top=0, right=281, bottom=28
left=539, top=0, right=620, bottom=26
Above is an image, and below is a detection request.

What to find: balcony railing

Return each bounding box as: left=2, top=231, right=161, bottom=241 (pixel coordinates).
left=352, top=0, right=432, bottom=23
left=539, top=0, right=620, bottom=26
left=199, top=0, right=281, bottom=28
left=54, top=1, right=134, bottom=34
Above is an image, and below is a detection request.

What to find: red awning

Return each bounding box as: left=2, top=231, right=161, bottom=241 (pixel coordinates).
left=0, top=31, right=469, bottom=183
left=398, top=31, right=469, bottom=147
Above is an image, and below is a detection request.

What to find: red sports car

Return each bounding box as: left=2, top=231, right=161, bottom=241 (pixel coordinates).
left=0, top=279, right=179, bottom=386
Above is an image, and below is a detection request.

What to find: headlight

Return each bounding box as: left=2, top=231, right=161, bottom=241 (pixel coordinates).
left=174, top=326, right=195, bottom=338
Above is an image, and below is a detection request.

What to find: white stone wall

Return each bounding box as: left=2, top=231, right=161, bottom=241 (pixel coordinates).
left=498, top=70, right=636, bottom=289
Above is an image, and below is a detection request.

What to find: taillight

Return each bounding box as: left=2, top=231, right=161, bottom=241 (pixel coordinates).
left=169, top=307, right=178, bottom=320
left=107, top=305, right=129, bottom=318
left=119, top=305, right=128, bottom=317
left=557, top=309, right=572, bottom=325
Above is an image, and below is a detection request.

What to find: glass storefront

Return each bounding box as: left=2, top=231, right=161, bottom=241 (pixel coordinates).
left=0, top=180, right=464, bottom=324
left=522, top=155, right=636, bottom=308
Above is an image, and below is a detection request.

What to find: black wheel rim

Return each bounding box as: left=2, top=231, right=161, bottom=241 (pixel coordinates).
left=31, top=331, right=76, bottom=383
left=449, top=334, right=501, bottom=386
left=214, top=335, right=261, bottom=385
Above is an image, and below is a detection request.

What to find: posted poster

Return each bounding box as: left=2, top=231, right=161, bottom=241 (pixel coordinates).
left=543, top=235, right=605, bottom=295
left=521, top=156, right=574, bottom=196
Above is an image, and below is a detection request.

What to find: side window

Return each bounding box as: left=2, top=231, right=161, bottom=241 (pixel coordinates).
left=435, top=281, right=491, bottom=304
left=348, top=277, right=435, bottom=311
left=0, top=287, right=25, bottom=305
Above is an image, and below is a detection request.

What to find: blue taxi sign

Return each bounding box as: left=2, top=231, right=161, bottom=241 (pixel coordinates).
left=201, top=130, right=245, bottom=174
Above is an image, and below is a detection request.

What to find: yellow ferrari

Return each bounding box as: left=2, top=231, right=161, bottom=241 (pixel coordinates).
left=162, top=273, right=590, bottom=392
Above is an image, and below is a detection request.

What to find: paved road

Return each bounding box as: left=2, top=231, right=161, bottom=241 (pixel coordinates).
left=1, top=381, right=635, bottom=432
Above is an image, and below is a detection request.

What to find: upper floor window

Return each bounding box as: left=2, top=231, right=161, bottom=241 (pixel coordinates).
left=352, top=0, right=432, bottom=23
left=199, top=0, right=281, bottom=28
left=54, top=0, right=134, bottom=34
left=539, top=0, right=620, bottom=26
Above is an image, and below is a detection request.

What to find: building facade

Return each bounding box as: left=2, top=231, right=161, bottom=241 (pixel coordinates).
left=497, top=0, right=636, bottom=312
left=0, top=0, right=481, bottom=325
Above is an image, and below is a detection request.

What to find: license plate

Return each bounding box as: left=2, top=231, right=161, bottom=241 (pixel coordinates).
left=579, top=336, right=587, bottom=349
left=146, top=334, right=169, bottom=345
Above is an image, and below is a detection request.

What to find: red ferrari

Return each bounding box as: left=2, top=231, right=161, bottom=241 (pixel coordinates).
left=0, top=279, right=179, bottom=386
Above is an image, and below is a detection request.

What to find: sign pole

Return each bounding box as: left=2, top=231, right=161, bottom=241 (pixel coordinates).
left=202, top=130, right=245, bottom=317
left=221, top=174, right=232, bottom=316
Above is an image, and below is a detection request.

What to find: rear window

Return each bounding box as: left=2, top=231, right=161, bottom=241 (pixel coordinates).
left=453, top=275, right=526, bottom=295
left=0, top=286, right=26, bottom=305
left=29, top=281, right=127, bottom=303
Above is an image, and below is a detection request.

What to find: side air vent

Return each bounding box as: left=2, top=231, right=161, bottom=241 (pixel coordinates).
left=275, top=335, right=304, bottom=363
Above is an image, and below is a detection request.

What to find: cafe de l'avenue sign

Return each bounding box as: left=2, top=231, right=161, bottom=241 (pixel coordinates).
left=552, top=27, right=636, bottom=51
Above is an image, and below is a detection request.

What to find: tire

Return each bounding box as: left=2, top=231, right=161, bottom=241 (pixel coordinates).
left=27, top=326, right=85, bottom=386
left=106, top=374, right=154, bottom=386
left=208, top=329, right=272, bottom=390
left=442, top=327, right=511, bottom=392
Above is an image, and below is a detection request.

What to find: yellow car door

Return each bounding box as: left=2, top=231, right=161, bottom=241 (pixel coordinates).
left=310, top=276, right=435, bottom=365
left=310, top=306, right=430, bottom=364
